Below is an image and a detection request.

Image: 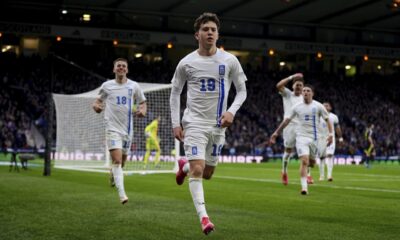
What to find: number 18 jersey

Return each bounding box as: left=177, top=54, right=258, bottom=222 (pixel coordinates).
left=98, top=79, right=146, bottom=136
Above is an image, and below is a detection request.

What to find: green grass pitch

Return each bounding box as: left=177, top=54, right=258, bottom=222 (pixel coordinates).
left=1, top=161, right=399, bottom=240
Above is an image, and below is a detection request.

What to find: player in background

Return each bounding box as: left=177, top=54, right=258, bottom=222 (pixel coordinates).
left=318, top=102, right=343, bottom=181
left=170, top=12, right=247, bottom=235
left=275, top=73, right=304, bottom=185
left=143, top=116, right=161, bottom=168
left=270, top=85, right=332, bottom=195
left=93, top=58, right=147, bottom=204
left=364, top=123, right=375, bottom=168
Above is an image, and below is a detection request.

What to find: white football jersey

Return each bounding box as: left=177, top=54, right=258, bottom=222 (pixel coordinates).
left=288, top=100, right=329, bottom=140
left=319, top=112, right=339, bottom=139
left=171, top=49, right=247, bottom=128
left=280, top=87, right=303, bottom=125
left=98, top=79, right=146, bottom=136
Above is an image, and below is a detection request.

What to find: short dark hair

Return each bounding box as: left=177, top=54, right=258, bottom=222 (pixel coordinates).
left=113, top=58, right=128, bottom=66
left=194, top=12, right=220, bottom=32
left=303, top=84, right=315, bottom=92
left=293, top=78, right=304, bottom=84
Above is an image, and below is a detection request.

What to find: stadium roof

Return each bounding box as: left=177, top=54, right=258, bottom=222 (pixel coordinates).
left=2, top=0, right=399, bottom=46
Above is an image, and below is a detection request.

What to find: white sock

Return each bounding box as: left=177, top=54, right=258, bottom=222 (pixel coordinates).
left=319, top=158, right=325, bottom=179
left=282, top=152, right=290, bottom=173
left=301, top=177, right=308, bottom=191
left=327, top=156, right=334, bottom=179
left=189, top=178, right=208, bottom=221
left=112, top=164, right=126, bottom=198
left=183, top=162, right=190, bottom=173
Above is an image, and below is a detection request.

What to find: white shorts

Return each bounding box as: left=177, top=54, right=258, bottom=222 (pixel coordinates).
left=296, top=136, right=317, bottom=160
left=326, top=141, right=336, bottom=155
left=317, top=137, right=327, bottom=159
left=283, top=124, right=296, bottom=148
left=106, top=131, right=131, bottom=155
left=183, top=126, right=225, bottom=167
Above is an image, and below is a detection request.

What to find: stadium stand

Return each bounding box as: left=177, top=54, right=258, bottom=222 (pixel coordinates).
left=1, top=53, right=399, bottom=161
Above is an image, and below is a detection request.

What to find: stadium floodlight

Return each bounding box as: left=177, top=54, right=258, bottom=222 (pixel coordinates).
left=53, top=83, right=178, bottom=174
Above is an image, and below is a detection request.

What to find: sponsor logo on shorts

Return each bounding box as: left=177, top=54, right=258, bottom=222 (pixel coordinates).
left=192, top=146, right=198, bottom=155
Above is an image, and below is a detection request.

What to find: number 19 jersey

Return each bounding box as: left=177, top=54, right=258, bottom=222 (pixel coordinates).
left=171, top=49, right=247, bottom=128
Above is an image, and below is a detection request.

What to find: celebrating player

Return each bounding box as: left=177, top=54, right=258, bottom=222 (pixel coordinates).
left=270, top=85, right=332, bottom=195
left=318, top=102, right=343, bottom=181
left=93, top=58, right=147, bottom=204
left=169, top=12, right=247, bottom=235
left=143, top=116, right=161, bottom=168
left=276, top=73, right=304, bottom=185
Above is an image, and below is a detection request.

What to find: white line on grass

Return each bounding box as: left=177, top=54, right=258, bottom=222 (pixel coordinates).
left=215, top=176, right=400, bottom=193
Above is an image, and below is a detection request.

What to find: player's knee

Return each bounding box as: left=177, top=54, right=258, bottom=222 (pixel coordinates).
left=190, top=165, right=204, bottom=177
left=203, top=172, right=213, bottom=180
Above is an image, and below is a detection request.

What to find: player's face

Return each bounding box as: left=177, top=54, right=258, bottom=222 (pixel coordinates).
left=195, top=21, right=219, bottom=49
left=323, top=103, right=332, bottom=112
left=113, top=61, right=128, bottom=77
left=302, top=87, right=313, bottom=102
left=292, top=81, right=304, bottom=95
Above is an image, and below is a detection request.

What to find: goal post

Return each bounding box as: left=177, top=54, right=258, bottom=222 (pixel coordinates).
left=52, top=82, right=179, bottom=174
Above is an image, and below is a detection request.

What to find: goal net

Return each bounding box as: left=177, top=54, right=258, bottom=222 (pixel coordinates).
left=53, top=82, right=178, bottom=174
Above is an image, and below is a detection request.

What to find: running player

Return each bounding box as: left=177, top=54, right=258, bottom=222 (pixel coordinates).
left=270, top=85, right=332, bottom=195
left=170, top=12, right=247, bottom=235
left=276, top=73, right=304, bottom=185
left=318, top=102, right=343, bottom=181
left=93, top=58, right=147, bottom=204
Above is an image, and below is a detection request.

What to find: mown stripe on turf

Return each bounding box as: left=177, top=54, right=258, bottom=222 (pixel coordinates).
left=215, top=176, right=400, bottom=193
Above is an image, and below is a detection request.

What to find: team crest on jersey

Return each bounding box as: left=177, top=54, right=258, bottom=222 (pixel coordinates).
left=128, top=89, right=132, bottom=96
left=219, top=65, right=225, bottom=76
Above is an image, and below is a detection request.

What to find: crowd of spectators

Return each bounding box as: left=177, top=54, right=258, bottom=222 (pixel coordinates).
left=1, top=52, right=399, bottom=160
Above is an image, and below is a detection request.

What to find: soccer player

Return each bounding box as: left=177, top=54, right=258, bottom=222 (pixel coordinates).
left=318, top=102, right=343, bottom=181
left=270, top=85, right=333, bottom=195
left=169, top=12, right=247, bottom=235
left=92, top=58, right=147, bottom=204
left=276, top=73, right=304, bottom=185
left=143, top=116, right=161, bottom=168
left=364, top=123, right=375, bottom=168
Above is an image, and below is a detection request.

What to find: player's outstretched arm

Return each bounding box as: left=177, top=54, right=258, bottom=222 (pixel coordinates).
left=269, top=118, right=291, bottom=145
left=92, top=98, right=104, bottom=113
left=136, top=101, right=147, bottom=117
left=276, top=73, right=303, bottom=92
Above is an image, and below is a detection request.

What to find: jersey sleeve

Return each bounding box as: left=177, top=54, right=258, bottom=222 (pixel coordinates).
left=227, top=56, right=247, bottom=116
left=333, top=114, right=339, bottom=125
left=134, top=83, right=146, bottom=103
left=170, top=61, right=187, bottom=128
left=279, top=87, right=291, bottom=98
left=98, top=82, right=108, bottom=101
left=320, top=103, right=329, bottom=120
left=229, top=56, right=247, bottom=84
